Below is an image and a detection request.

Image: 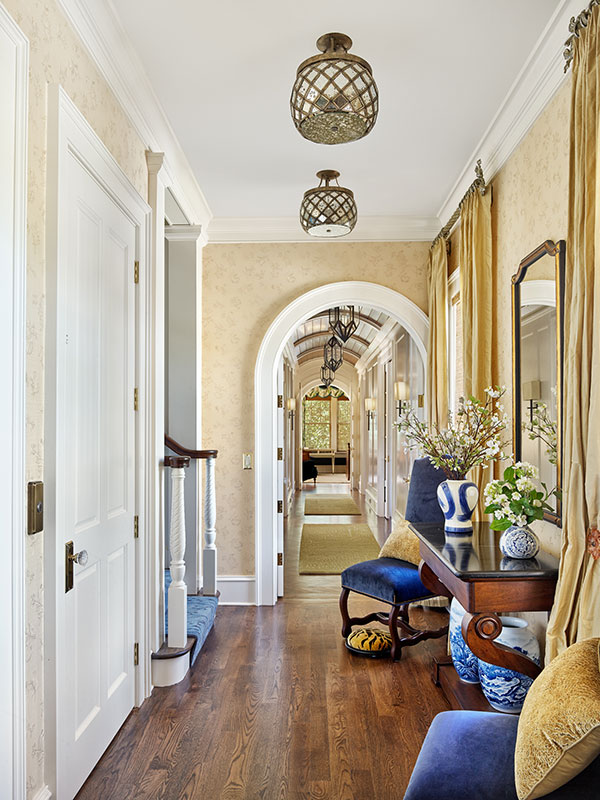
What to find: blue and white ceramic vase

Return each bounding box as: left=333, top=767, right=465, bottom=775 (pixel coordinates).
left=437, top=479, right=479, bottom=535
left=449, top=597, right=479, bottom=684
left=477, top=617, right=540, bottom=714
left=499, top=525, right=540, bottom=559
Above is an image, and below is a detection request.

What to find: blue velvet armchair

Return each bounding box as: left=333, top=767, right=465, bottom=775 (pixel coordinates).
left=404, top=710, right=600, bottom=799
left=339, top=458, right=450, bottom=660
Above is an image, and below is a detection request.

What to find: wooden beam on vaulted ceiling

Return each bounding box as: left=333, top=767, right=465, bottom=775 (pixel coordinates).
left=306, top=311, right=383, bottom=330
left=297, top=347, right=360, bottom=365
left=293, top=332, right=370, bottom=349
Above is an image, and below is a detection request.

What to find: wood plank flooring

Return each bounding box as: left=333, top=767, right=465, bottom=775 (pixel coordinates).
left=76, top=488, right=450, bottom=800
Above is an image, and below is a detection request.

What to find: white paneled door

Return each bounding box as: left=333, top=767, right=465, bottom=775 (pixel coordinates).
left=55, top=143, right=136, bottom=799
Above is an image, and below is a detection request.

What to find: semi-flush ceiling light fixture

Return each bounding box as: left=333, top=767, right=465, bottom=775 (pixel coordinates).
left=320, top=364, right=334, bottom=388
left=300, top=170, right=357, bottom=238
left=324, top=335, right=343, bottom=372
left=329, top=306, right=358, bottom=342
left=290, top=32, right=378, bottom=145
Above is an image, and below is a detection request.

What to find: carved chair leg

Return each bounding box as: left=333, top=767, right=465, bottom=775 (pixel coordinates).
left=388, top=605, right=403, bottom=661
left=339, top=587, right=352, bottom=637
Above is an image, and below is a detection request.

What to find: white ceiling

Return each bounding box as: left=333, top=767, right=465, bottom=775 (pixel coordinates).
left=290, top=306, right=389, bottom=364
left=111, top=0, right=562, bottom=225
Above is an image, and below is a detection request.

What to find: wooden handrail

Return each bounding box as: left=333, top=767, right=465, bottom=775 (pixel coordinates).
left=165, top=434, right=218, bottom=460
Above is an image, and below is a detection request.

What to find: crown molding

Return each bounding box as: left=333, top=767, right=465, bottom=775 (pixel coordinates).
left=437, top=0, right=579, bottom=227
left=164, top=224, right=206, bottom=245
left=56, top=0, right=212, bottom=228
left=206, top=215, right=441, bottom=243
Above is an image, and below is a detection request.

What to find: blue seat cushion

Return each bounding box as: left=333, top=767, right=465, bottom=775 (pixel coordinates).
left=341, top=557, right=432, bottom=605
left=404, top=710, right=600, bottom=800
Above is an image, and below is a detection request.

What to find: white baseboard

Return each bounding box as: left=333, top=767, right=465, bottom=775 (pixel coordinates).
left=217, top=575, right=256, bottom=605
left=32, top=787, right=52, bottom=800
left=392, top=510, right=405, bottom=527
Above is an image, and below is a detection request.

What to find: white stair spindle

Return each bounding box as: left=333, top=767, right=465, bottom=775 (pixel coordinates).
left=203, top=456, right=218, bottom=596
left=166, top=455, right=189, bottom=648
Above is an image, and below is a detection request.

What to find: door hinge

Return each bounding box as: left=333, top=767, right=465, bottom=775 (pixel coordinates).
left=277, top=447, right=283, bottom=461
left=134, top=387, right=139, bottom=411
left=134, top=642, right=139, bottom=666
left=417, top=394, right=424, bottom=408
left=134, top=260, right=139, bottom=284
left=277, top=500, right=283, bottom=513
left=277, top=394, right=283, bottom=408
left=277, top=552, right=283, bottom=566
left=134, top=515, right=139, bottom=539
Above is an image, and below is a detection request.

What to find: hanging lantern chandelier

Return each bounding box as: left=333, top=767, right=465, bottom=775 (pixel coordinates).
left=324, top=335, right=343, bottom=372
left=300, top=170, right=357, bottom=238
left=329, top=306, right=358, bottom=343
left=320, top=364, right=334, bottom=388
left=290, top=32, right=379, bottom=145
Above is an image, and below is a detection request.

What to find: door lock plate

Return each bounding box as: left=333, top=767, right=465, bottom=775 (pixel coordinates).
left=27, top=481, right=44, bottom=535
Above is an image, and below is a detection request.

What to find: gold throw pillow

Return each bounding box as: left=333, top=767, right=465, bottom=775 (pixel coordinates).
left=514, top=637, right=600, bottom=800
left=378, top=519, right=421, bottom=566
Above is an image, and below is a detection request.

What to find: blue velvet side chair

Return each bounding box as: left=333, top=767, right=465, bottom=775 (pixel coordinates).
left=339, top=458, right=450, bottom=661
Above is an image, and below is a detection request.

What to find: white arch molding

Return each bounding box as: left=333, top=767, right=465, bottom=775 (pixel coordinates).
left=521, top=279, right=555, bottom=307
left=254, top=281, right=429, bottom=605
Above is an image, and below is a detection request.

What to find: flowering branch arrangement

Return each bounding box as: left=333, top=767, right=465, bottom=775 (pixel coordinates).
left=395, top=386, right=509, bottom=480
left=523, top=403, right=558, bottom=466
left=483, top=462, right=555, bottom=531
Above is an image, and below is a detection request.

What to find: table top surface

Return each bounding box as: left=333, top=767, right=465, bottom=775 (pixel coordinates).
left=409, top=521, right=560, bottom=580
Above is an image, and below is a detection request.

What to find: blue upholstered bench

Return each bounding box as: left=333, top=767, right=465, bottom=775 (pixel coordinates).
left=340, top=458, right=449, bottom=661
left=403, top=710, right=600, bottom=800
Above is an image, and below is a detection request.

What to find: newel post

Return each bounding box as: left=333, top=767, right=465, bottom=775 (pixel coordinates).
left=165, top=455, right=190, bottom=648
left=202, top=455, right=218, bottom=596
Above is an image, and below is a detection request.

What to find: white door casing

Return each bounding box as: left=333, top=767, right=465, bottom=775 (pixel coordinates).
left=255, top=282, right=429, bottom=606
left=276, top=362, right=284, bottom=597
left=45, top=87, right=151, bottom=799
left=0, top=7, right=27, bottom=800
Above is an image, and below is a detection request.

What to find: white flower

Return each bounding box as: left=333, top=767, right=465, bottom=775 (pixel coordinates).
left=533, top=499, right=542, bottom=507
left=494, top=510, right=504, bottom=520
left=512, top=492, right=521, bottom=501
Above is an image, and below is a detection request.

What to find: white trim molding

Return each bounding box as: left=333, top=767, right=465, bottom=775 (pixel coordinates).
left=255, top=282, right=429, bottom=606
left=438, top=0, right=579, bottom=226
left=217, top=576, right=256, bottom=605
left=0, top=7, right=28, bottom=800
left=56, top=0, right=212, bottom=228
left=207, top=215, right=441, bottom=243
left=31, top=786, right=52, bottom=800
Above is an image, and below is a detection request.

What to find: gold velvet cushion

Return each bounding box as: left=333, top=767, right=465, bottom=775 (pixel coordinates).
left=378, top=519, right=421, bottom=566
left=514, top=637, right=600, bottom=800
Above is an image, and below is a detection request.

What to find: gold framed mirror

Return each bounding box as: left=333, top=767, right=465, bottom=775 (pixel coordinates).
left=512, top=240, right=565, bottom=526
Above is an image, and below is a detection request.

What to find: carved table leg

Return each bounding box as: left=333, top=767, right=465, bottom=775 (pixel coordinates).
left=461, top=612, right=541, bottom=680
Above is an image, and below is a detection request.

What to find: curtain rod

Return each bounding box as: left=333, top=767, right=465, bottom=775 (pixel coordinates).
left=431, top=159, right=486, bottom=250
left=563, top=0, right=599, bottom=71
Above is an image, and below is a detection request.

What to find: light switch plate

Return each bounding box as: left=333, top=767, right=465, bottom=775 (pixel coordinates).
left=242, top=453, right=253, bottom=469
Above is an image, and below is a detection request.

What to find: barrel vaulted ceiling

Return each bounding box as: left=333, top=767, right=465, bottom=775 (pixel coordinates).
left=108, top=0, right=564, bottom=239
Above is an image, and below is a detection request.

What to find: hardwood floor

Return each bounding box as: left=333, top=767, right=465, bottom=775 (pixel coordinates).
left=76, top=488, right=450, bottom=800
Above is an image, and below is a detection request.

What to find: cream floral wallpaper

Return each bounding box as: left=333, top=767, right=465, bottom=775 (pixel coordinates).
left=3, top=0, right=147, bottom=795
left=202, top=242, right=430, bottom=574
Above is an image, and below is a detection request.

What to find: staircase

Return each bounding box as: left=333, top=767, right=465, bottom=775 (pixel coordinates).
left=151, top=436, right=219, bottom=687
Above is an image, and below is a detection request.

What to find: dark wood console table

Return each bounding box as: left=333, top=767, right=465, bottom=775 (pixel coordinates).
left=409, top=522, right=559, bottom=712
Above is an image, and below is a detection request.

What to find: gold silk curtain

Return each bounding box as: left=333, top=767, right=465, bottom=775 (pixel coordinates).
left=427, top=238, right=449, bottom=429
left=546, top=4, right=600, bottom=660
left=460, top=189, right=493, bottom=518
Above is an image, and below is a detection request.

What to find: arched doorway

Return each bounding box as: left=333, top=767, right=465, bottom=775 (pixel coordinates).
left=254, top=281, right=429, bottom=605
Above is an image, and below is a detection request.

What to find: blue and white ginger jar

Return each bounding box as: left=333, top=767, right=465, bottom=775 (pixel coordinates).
left=437, top=479, right=479, bottom=535
left=499, top=525, right=540, bottom=559
left=449, top=597, right=479, bottom=684
left=477, top=616, right=540, bottom=714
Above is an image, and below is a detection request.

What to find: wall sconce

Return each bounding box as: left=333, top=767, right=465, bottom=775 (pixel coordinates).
left=523, top=380, right=541, bottom=426
left=287, top=397, right=296, bottom=429
left=365, top=397, right=376, bottom=430
left=394, top=381, right=410, bottom=417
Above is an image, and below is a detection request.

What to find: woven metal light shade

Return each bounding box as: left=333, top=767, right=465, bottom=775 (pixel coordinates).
left=324, top=336, right=343, bottom=372
left=290, top=32, right=378, bottom=145
left=300, top=170, right=357, bottom=238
